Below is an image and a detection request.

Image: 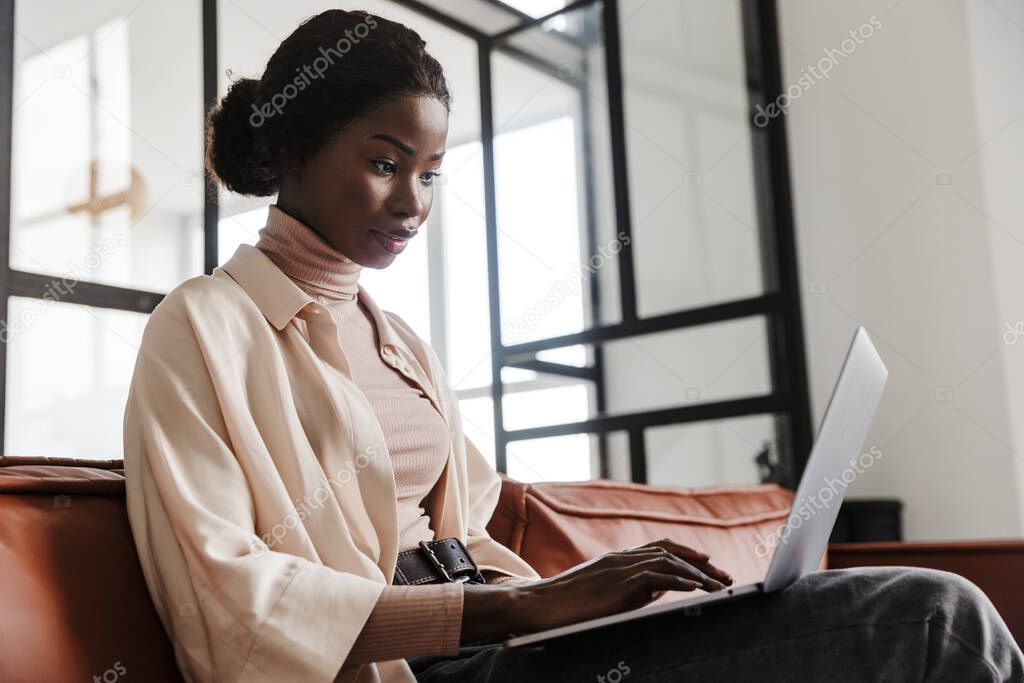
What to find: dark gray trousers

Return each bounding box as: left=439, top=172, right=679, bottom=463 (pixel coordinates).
left=407, top=567, right=1023, bottom=682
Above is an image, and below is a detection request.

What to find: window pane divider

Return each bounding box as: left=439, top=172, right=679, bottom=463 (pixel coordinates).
left=7, top=269, right=164, bottom=314
left=504, top=392, right=785, bottom=442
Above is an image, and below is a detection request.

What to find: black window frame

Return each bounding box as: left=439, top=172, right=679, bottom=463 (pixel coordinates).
left=0, top=0, right=812, bottom=488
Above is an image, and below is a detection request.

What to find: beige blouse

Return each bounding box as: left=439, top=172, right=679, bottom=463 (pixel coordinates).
left=251, top=204, right=526, bottom=667
left=122, top=242, right=540, bottom=683
left=253, top=205, right=454, bottom=553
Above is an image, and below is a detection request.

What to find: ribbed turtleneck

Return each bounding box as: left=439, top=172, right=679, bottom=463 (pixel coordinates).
left=251, top=203, right=529, bottom=668
left=253, top=202, right=457, bottom=552
left=254, top=204, right=363, bottom=302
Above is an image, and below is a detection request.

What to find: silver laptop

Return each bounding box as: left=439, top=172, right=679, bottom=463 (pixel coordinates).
left=504, top=326, right=888, bottom=648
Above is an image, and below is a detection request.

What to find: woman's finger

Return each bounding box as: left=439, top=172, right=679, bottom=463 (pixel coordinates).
left=637, top=539, right=734, bottom=584
left=634, top=570, right=703, bottom=595
left=629, top=555, right=727, bottom=592
left=632, top=538, right=708, bottom=561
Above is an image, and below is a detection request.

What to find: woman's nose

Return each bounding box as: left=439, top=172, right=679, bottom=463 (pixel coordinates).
left=389, top=177, right=427, bottom=219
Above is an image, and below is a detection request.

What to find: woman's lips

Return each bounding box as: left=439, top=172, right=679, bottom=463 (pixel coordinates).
left=371, top=230, right=408, bottom=255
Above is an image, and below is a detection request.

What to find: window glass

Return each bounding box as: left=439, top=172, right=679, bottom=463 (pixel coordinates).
left=11, top=1, right=204, bottom=293
left=5, top=297, right=147, bottom=459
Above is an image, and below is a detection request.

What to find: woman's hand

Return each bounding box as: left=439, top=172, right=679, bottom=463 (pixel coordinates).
left=461, top=538, right=733, bottom=643
left=514, top=538, right=733, bottom=633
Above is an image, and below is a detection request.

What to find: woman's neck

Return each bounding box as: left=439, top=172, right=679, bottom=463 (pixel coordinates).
left=254, top=204, right=363, bottom=302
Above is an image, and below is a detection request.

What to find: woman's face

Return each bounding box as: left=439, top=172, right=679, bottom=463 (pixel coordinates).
left=277, top=95, right=449, bottom=269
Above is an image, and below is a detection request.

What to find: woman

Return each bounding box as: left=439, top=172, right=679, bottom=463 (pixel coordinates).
left=123, top=9, right=1022, bottom=683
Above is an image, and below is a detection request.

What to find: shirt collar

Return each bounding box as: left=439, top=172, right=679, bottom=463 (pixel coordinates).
left=218, top=243, right=312, bottom=331
left=216, top=243, right=407, bottom=350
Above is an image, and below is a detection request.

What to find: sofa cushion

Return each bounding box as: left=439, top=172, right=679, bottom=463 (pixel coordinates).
left=0, top=457, right=183, bottom=683
left=0, top=455, right=808, bottom=681
left=486, top=476, right=810, bottom=587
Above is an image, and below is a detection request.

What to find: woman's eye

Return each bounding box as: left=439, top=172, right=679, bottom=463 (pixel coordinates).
left=373, top=159, right=440, bottom=185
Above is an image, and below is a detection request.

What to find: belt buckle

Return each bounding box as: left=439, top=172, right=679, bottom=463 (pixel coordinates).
left=418, top=540, right=455, bottom=583
left=419, top=539, right=483, bottom=584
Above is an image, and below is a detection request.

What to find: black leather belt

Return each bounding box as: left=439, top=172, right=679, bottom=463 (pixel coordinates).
left=393, top=538, right=485, bottom=585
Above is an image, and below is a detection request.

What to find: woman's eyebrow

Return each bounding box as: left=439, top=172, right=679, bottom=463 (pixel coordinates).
left=370, top=133, right=445, bottom=161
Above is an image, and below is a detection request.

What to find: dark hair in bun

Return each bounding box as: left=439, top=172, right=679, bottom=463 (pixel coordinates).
left=205, top=9, right=451, bottom=196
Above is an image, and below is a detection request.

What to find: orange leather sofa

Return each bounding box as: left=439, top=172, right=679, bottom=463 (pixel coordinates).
left=2, top=455, right=1021, bottom=682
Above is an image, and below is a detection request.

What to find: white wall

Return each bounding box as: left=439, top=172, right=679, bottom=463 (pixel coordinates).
left=778, top=0, right=1024, bottom=540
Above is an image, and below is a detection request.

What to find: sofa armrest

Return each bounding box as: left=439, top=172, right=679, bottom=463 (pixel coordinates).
left=827, top=539, right=1024, bottom=645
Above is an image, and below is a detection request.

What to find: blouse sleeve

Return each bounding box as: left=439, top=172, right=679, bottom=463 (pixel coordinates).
left=343, top=583, right=463, bottom=667
left=343, top=569, right=535, bottom=671
left=480, top=569, right=536, bottom=586
left=123, top=291, right=383, bottom=682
